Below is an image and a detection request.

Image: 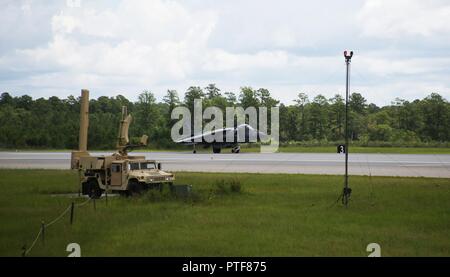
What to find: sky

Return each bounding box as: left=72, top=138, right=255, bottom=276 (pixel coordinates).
left=0, top=0, right=449, bottom=106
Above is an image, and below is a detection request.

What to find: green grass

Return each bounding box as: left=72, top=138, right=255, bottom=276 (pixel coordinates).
left=210, top=145, right=450, bottom=154
left=146, top=146, right=450, bottom=154
left=2, top=146, right=450, bottom=154
left=278, top=146, right=450, bottom=154
left=1, top=169, right=450, bottom=257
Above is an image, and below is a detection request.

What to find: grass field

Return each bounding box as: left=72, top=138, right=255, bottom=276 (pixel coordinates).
left=143, top=146, right=450, bottom=154
left=283, top=146, right=450, bottom=154
left=247, top=146, right=450, bottom=154
left=3, top=146, right=450, bottom=154
left=0, top=169, right=449, bottom=257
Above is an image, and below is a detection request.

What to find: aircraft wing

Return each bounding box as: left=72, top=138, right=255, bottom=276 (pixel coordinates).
left=175, top=127, right=235, bottom=145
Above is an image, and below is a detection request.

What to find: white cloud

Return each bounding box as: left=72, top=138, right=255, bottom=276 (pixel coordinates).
left=0, top=0, right=218, bottom=98
left=358, top=0, right=450, bottom=38
left=203, top=50, right=290, bottom=72
left=358, top=56, right=450, bottom=76
left=0, top=0, right=449, bottom=105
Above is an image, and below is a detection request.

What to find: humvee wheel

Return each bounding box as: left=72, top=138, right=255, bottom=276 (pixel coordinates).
left=128, top=180, right=142, bottom=195
left=88, top=179, right=102, bottom=199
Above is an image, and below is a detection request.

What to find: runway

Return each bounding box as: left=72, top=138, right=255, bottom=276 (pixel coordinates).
left=1, top=151, right=450, bottom=178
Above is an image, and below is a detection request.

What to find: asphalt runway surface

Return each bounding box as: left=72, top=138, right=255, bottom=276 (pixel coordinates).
left=1, top=151, right=450, bottom=178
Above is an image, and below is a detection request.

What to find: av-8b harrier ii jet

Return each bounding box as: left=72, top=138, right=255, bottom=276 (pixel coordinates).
left=175, top=124, right=268, bottom=154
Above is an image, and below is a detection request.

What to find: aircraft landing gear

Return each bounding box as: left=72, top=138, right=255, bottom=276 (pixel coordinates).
left=212, top=146, right=221, bottom=154
left=193, top=144, right=197, bottom=154
left=231, top=146, right=240, bottom=153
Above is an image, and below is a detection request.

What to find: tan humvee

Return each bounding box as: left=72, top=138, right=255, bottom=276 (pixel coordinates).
left=71, top=89, right=175, bottom=198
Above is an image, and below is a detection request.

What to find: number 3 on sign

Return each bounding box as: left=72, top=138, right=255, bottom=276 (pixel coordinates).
left=366, top=243, right=381, bottom=257
left=67, top=243, right=81, bottom=257
left=337, top=145, right=346, bottom=154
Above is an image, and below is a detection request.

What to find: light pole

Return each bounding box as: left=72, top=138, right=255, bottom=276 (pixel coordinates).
left=343, top=50, right=353, bottom=207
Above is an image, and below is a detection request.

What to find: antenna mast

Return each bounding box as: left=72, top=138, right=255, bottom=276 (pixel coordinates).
left=343, top=50, right=353, bottom=207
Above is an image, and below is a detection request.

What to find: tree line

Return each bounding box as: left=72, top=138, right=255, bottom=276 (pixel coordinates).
left=1, top=84, right=449, bottom=150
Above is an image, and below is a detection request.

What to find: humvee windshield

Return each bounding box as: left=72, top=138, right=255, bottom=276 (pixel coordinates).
left=128, top=162, right=156, bottom=170
left=140, top=162, right=156, bottom=170
left=129, top=163, right=139, bottom=170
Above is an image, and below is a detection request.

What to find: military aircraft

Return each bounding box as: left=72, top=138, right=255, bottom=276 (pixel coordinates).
left=175, top=124, right=268, bottom=153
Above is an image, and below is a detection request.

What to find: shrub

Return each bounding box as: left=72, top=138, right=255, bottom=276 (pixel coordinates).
left=213, top=179, right=242, bottom=195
